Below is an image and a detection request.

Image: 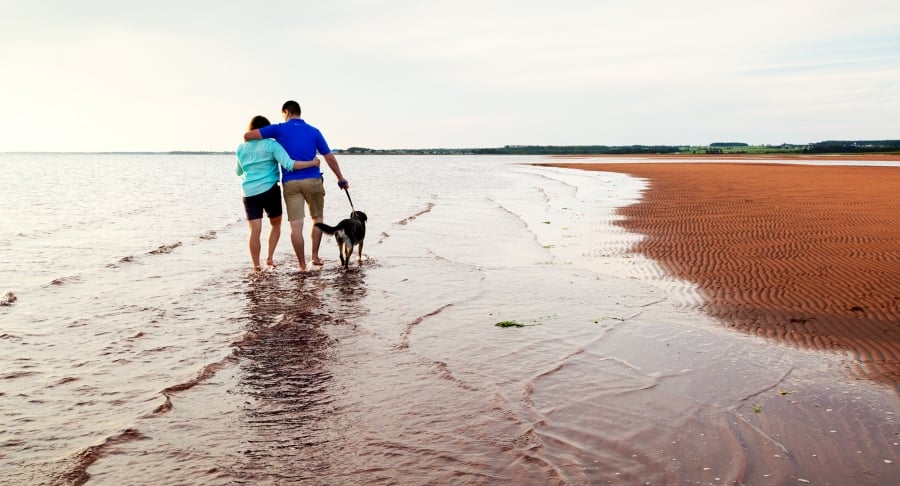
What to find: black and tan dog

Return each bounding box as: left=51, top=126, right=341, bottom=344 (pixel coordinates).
left=315, top=211, right=367, bottom=269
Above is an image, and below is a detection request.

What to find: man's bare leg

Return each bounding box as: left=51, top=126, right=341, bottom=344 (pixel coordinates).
left=290, top=218, right=307, bottom=271
left=311, top=215, right=324, bottom=265
left=248, top=219, right=263, bottom=273
left=266, top=216, right=282, bottom=268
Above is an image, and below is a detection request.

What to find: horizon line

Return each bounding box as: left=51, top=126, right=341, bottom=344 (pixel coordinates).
left=3, top=139, right=899, bottom=155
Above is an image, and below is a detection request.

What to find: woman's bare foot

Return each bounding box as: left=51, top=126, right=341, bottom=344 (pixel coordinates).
left=312, top=258, right=324, bottom=266
left=266, top=258, right=277, bottom=268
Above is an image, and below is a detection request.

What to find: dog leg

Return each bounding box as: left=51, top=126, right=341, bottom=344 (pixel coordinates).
left=357, top=241, right=363, bottom=265
left=337, top=241, right=346, bottom=268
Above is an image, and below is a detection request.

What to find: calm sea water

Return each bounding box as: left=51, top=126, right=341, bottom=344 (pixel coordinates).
left=1, top=153, right=897, bottom=485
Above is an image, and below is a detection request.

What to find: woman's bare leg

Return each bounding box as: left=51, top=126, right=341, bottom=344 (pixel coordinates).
left=266, top=216, right=282, bottom=267
left=248, top=219, right=263, bottom=272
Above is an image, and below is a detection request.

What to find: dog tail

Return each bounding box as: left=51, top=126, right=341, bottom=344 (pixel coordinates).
left=314, top=222, right=338, bottom=235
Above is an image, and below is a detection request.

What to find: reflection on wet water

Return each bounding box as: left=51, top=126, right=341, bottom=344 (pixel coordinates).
left=237, top=274, right=338, bottom=459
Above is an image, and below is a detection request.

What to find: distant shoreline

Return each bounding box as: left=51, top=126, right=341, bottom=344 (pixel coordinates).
left=0, top=151, right=237, bottom=155
left=552, top=152, right=900, bottom=162
left=334, top=140, right=900, bottom=156
left=3, top=139, right=899, bottom=157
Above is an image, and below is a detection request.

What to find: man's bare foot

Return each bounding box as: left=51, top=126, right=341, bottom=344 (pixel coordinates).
left=298, top=263, right=307, bottom=272
left=312, top=258, right=324, bottom=266
left=266, top=258, right=277, bottom=268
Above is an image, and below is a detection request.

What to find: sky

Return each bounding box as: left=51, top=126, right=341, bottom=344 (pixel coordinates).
left=1, top=0, right=899, bottom=152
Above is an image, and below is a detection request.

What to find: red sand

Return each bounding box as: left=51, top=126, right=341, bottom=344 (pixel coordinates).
left=550, top=159, right=900, bottom=384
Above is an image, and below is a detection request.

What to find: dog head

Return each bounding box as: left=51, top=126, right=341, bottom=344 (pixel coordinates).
left=350, top=210, right=367, bottom=223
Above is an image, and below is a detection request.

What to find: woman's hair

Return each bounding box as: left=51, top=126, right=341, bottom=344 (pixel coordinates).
left=248, top=115, right=271, bottom=131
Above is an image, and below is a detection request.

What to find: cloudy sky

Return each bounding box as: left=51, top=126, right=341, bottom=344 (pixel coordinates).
left=1, top=0, right=898, bottom=152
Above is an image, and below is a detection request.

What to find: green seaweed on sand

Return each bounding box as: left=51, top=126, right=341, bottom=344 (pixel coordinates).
left=495, top=320, right=540, bottom=328
left=496, top=320, right=525, bottom=328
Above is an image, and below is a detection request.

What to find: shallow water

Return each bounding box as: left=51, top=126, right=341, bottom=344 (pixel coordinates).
left=0, top=153, right=897, bottom=485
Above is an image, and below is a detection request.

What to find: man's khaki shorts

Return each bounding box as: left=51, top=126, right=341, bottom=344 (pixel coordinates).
left=283, top=177, right=325, bottom=221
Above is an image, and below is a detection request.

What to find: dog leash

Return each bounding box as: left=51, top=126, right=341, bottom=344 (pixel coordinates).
left=342, top=184, right=357, bottom=214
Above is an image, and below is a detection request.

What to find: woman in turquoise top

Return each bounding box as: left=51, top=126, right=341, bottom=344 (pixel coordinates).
left=236, top=115, right=320, bottom=273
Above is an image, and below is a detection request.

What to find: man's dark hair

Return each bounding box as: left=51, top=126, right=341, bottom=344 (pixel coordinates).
left=282, top=100, right=302, bottom=116
left=249, top=115, right=271, bottom=131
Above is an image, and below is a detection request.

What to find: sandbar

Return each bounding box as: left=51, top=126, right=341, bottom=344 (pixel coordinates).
left=548, top=157, right=900, bottom=385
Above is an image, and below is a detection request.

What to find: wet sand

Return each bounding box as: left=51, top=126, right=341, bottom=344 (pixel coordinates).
left=5, top=153, right=897, bottom=484
left=549, top=158, right=900, bottom=385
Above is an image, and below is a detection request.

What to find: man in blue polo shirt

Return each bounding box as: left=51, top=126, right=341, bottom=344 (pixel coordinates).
left=244, top=100, right=349, bottom=272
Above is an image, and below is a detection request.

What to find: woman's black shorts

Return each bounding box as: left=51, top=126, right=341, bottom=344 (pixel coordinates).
left=243, top=183, right=283, bottom=220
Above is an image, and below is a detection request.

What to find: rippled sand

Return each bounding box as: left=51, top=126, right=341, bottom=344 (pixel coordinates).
left=550, top=160, right=900, bottom=384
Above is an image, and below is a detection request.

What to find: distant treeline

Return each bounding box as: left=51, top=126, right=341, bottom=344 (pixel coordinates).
left=472, top=145, right=684, bottom=155
left=709, top=142, right=749, bottom=147
left=338, top=140, right=900, bottom=155
left=341, top=145, right=684, bottom=155
left=804, top=140, right=900, bottom=153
